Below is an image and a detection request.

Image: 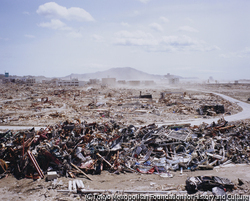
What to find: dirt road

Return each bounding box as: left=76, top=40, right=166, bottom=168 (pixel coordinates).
left=158, top=91, right=250, bottom=126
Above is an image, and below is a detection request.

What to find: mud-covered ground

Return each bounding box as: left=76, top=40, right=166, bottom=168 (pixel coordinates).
left=0, top=164, right=250, bottom=201
left=0, top=83, right=250, bottom=200
left=0, top=83, right=242, bottom=127
left=193, top=83, right=250, bottom=104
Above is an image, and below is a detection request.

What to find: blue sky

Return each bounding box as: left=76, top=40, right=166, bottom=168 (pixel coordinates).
left=0, top=0, right=250, bottom=80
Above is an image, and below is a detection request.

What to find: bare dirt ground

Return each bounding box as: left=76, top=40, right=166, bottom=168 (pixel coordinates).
left=0, top=83, right=242, bottom=128
left=0, top=82, right=250, bottom=200
left=193, top=83, right=250, bottom=104
left=0, top=164, right=249, bottom=201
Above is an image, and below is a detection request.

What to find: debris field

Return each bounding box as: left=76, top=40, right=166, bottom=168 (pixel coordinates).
left=0, top=84, right=242, bottom=126
left=1, top=117, right=250, bottom=196
left=0, top=83, right=250, bottom=199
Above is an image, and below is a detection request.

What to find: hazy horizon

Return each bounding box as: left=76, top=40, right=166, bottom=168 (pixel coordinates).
left=2, top=66, right=241, bottom=83
left=1, top=0, right=250, bottom=80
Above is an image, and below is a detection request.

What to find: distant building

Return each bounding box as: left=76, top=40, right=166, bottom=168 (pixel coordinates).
left=25, top=78, right=36, bottom=86
left=117, top=80, right=126, bottom=85
left=164, top=73, right=179, bottom=85
left=42, top=80, right=51, bottom=84
left=238, top=79, right=250, bottom=83
left=89, top=79, right=100, bottom=85
left=209, top=76, right=214, bottom=82
left=42, top=78, right=58, bottom=85
left=3, top=78, right=10, bottom=84
left=128, top=80, right=140, bottom=86
left=143, top=80, right=155, bottom=86
left=56, top=79, right=85, bottom=87
left=3, top=72, right=10, bottom=84
left=168, top=77, right=179, bottom=84
left=2, top=76, right=36, bottom=85
left=102, top=78, right=116, bottom=86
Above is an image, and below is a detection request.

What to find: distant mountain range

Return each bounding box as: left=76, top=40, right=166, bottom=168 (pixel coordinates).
left=1, top=67, right=198, bottom=81
left=63, top=67, right=183, bottom=81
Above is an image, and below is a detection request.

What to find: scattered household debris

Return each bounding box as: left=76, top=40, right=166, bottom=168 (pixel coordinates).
left=57, top=179, right=85, bottom=193
left=0, top=117, right=249, bottom=184
left=186, top=176, right=234, bottom=193
left=46, top=171, right=58, bottom=181
left=139, top=91, right=152, bottom=99
left=197, top=105, right=225, bottom=116
left=0, top=85, right=242, bottom=126
left=1, top=83, right=250, bottom=198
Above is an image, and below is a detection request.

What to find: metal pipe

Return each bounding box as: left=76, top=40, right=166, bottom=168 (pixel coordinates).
left=79, top=189, right=187, bottom=194
left=27, top=150, right=44, bottom=178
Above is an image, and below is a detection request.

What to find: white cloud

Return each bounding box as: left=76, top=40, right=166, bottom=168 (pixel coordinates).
left=220, top=54, right=229, bottom=58
left=38, top=19, right=72, bottom=31
left=36, top=2, right=94, bottom=21
left=159, top=17, right=169, bottom=23
left=149, top=23, right=164, bottom=32
left=114, top=30, right=219, bottom=52
left=160, top=35, right=203, bottom=51
left=121, top=22, right=130, bottom=27
left=236, top=47, right=250, bottom=57
left=37, top=17, right=84, bottom=39
left=114, top=30, right=157, bottom=46
left=23, top=11, right=30, bottom=15
left=178, top=26, right=198, bottom=33
left=161, top=35, right=196, bottom=46
left=138, top=0, right=150, bottom=3
left=160, top=35, right=219, bottom=52
left=130, top=10, right=140, bottom=17
left=91, top=34, right=104, bottom=42
left=67, top=31, right=82, bottom=38
left=24, top=34, right=35, bottom=38
left=221, top=47, right=250, bottom=58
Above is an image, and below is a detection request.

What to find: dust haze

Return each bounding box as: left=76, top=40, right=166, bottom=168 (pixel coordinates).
left=1, top=68, right=250, bottom=200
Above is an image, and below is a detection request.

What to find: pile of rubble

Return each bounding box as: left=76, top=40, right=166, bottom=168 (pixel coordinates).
left=0, top=84, right=242, bottom=126
left=0, top=118, right=249, bottom=183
